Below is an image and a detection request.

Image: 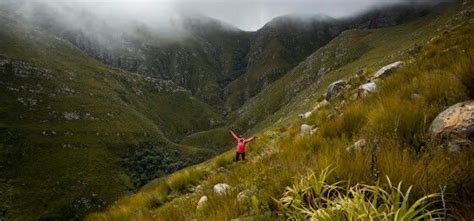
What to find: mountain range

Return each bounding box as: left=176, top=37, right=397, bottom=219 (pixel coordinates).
left=0, top=1, right=467, bottom=220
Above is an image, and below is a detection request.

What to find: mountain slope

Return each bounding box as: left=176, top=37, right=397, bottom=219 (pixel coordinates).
left=0, top=1, right=462, bottom=220
left=87, top=2, right=474, bottom=220
left=0, top=11, right=226, bottom=220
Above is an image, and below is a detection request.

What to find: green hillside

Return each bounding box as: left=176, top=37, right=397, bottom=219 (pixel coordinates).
left=88, top=2, right=474, bottom=220
left=0, top=11, right=225, bottom=220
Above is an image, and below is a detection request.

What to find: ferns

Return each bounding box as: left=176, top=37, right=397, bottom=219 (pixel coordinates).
left=278, top=168, right=443, bottom=220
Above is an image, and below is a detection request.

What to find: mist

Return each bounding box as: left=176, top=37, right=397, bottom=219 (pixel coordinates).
left=0, top=0, right=427, bottom=33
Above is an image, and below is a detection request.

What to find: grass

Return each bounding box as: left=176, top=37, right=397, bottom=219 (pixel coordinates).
left=0, top=11, right=229, bottom=220
left=278, top=168, right=444, bottom=220
left=89, top=3, right=474, bottom=220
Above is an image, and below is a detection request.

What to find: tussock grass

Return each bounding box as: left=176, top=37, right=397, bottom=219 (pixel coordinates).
left=278, top=168, right=444, bottom=220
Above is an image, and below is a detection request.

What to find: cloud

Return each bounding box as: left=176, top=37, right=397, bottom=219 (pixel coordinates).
left=2, top=0, right=419, bottom=32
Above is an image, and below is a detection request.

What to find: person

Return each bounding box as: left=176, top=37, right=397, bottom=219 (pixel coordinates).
left=229, top=128, right=255, bottom=162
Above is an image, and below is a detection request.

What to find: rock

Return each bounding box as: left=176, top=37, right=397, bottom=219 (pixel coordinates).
left=310, top=127, right=319, bottom=135
left=313, top=100, right=329, bottom=111
left=373, top=61, right=405, bottom=79
left=236, top=190, right=253, bottom=202
left=346, top=139, right=367, bottom=152
left=298, top=111, right=312, bottom=120
left=213, top=183, right=231, bottom=195
left=429, top=101, right=474, bottom=152
left=186, top=184, right=196, bottom=193
left=358, top=81, right=377, bottom=98
left=63, top=112, right=80, bottom=120
left=300, top=124, right=314, bottom=134
left=196, top=196, right=208, bottom=210
left=325, top=80, right=346, bottom=101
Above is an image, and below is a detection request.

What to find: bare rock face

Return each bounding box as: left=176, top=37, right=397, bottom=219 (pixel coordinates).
left=325, top=80, right=346, bottom=101
left=429, top=101, right=474, bottom=152
left=373, top=61, right=405, bottom=79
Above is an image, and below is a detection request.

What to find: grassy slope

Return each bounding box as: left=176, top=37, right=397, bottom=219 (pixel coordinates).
left=223, top=18, right=340, bottom=112
left=0, top=12, right=226, bottom=220
left=232, top=4, right=456, bottom=132
left=88, top=3, right=474, bottom=220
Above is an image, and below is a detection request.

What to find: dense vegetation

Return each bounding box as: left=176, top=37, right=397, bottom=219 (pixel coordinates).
left=88, top=2, right=474, bottom=220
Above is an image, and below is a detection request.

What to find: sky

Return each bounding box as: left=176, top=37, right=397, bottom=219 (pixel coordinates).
left=173, top=0, right=404, bottom=31
left=9, top=0, right=408, bottom=31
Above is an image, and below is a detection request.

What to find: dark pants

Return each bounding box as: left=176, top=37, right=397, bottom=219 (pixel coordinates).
left=235, top=152, right=245, bottom=161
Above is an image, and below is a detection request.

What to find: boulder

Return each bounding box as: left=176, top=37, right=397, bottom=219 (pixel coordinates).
left=429, top=101, right=474, bottom=152
left=196, top=195, right=208, bottom=210
left=373, top=61, right=405, bottom=79
left=213, top=183, right=231, bottom=195
left=325, top=80, right=346, bottom=101
left=358, top=81, right=377, bottom=98
left=300, top=124, right=314, bottom=134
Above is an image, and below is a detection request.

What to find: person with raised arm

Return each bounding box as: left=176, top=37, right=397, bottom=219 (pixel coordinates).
left=228, top=128, right=255, bottom=162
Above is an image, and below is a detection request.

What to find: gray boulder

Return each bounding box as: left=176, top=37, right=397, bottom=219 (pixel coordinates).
left=325, top=80, right=346, bottom=101
left=373, top=61, right=405, bottom=79
left=213, top=183, right=231, bottom=195
left=300, top=124, right=314, bottom=135
left=429, top=101, right=474, bottom=152
left=358, top=81, right=377, bottom=98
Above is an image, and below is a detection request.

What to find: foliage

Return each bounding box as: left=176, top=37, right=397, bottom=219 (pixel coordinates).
left=278, top=168, right=443, bottom=220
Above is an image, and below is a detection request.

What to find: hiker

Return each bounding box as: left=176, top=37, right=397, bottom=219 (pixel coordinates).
left=229, top=128, right=255, bottom=162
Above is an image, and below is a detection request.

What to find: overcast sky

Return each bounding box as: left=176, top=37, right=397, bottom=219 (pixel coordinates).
left=11, top=0, right=410, bottom=31
left=173, top=0, right=404, bottom=31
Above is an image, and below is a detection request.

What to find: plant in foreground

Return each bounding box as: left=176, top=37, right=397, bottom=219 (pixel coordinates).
left=277, top=168, right=444, bottom=220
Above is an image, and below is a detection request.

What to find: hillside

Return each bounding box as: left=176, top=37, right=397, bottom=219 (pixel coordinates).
left=0, top=10, right=225, bottom=220
left=88, top=1, right=474, bottom=220
left=0, top=0, right=471, bottom=220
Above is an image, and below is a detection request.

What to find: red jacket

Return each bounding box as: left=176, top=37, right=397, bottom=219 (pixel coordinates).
left=229, top=130, right=254, bottom=153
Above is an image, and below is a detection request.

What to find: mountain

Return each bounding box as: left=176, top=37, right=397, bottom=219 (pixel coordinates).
left=0, top=9, right=226, bottom=219
left=88, top=1, right=474, bottom=220
left=0, top=0, right=466, bottom=220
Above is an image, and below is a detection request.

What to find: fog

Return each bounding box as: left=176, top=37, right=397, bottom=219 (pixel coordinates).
left=0, top=0, right=426, bottom=32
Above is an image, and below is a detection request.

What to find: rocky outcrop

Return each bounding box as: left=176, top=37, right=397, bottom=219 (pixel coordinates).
left=325, top=80, right=346, bottom=101
left=373, top=61, right=405, bottom=79
left=429, top=101, right=474, bottom=152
